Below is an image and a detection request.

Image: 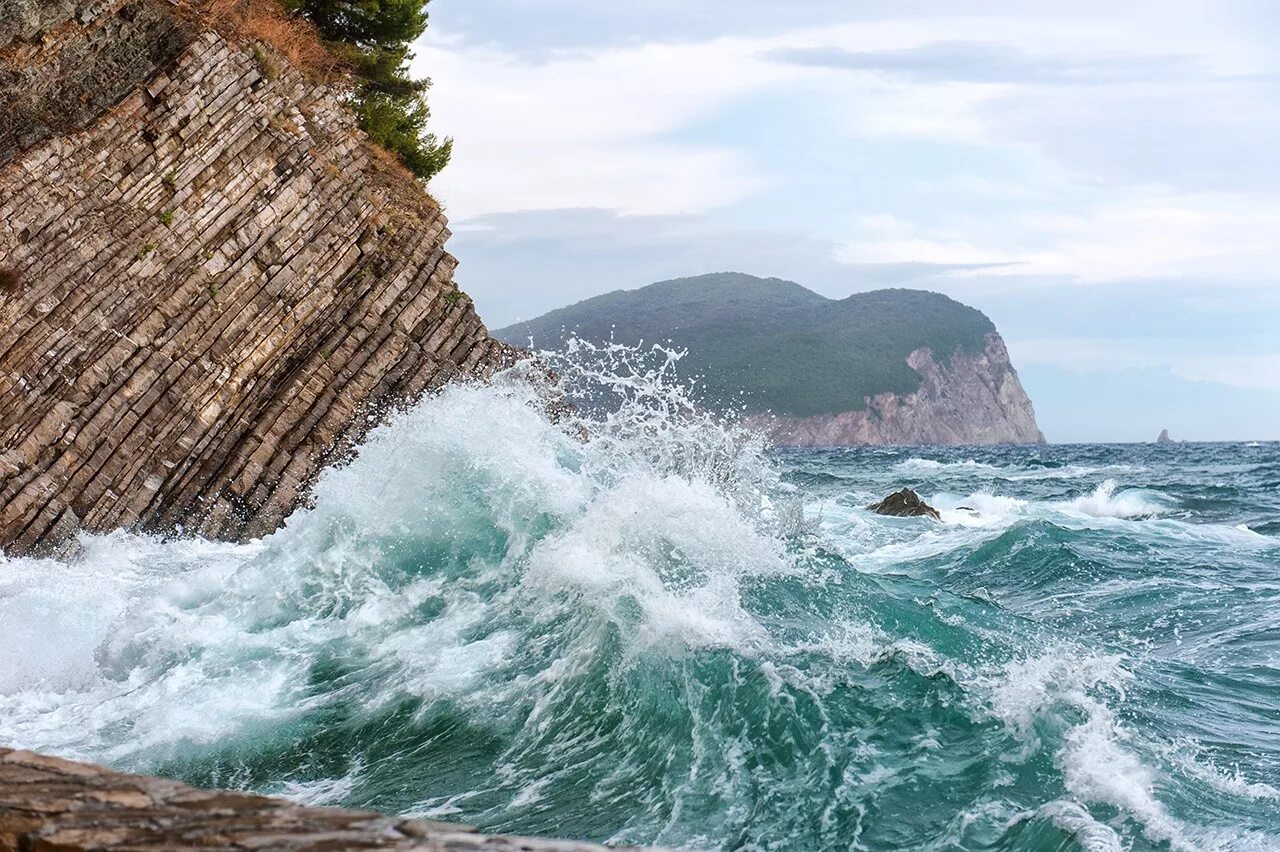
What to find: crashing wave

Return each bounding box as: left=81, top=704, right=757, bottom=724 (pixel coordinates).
left=0, top=344, right=1273, bottom=850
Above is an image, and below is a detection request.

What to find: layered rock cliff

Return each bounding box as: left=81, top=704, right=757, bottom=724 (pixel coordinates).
left=0, top=1, right=512, bottom=555
left=748, top=333, right=1044, bottom=446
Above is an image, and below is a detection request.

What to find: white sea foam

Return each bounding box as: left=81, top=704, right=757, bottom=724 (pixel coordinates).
left=1035, top=800, right=1125, bottom=852
left=893, top=457, right=1144, bottom=482
left=274, top=765, right=364, bottom=806
left=0, top=343, right=790, bottom=771
left=0, top=343, right=1275, bottom=848
left=893, top=458, right=1006, bottom=476
left=1171, top=751, right=1280, bottom=802
left=1057, top=479, right=1167, bottom=519
left=981, top=650, right=1184, bottom=846
left=932, top=492, right=1031, bottom=527
left=979, top=647, right=1280, bottom=851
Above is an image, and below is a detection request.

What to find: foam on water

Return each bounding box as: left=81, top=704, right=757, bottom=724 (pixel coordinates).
left=893, top=457, right=1144, bottom=482
left=894, top=458, right=1008, bottom=477
left=1033, top=801, right=1125, bottom=852
left=1057, top=479, right=1168, bottom=519
left=0, top=346, right=1277, bottom=851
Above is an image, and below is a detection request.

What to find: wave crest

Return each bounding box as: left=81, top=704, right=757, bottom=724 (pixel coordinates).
left=1058, top=479, right=1167, bottom=519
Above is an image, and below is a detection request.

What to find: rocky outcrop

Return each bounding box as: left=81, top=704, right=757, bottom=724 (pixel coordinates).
left=867, top=488, right=940, bottom=520
left=0, top=0, right=196, bottom=162
left=0, top=1, right=513, bottom=555
left=750, top=333, right=1044, bottom=447
left=1157, top=429, right=1173, bottom=444
left=0, top=748, right=621, bottom=851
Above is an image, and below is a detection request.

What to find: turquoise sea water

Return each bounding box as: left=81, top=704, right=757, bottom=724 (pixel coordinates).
left=1, top=353, right=1277, bottom=851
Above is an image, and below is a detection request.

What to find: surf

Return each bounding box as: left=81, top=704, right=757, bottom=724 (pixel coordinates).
left=0, top=347, right=1277, bottom=851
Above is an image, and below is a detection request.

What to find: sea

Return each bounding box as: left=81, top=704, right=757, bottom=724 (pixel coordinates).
left=1, top=346, right=1277, bottom=851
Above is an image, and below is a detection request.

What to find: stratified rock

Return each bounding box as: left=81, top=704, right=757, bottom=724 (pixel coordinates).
left=867, top=488, right=941, bottom=520
left=0, top=2, right=514, bottom=555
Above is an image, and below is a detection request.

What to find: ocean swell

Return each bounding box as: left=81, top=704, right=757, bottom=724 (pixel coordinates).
left=0, top=352, right=1277, bottom=851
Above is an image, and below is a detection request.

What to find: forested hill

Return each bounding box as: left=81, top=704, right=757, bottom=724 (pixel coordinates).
left=495, top=272, right=998, bottom=418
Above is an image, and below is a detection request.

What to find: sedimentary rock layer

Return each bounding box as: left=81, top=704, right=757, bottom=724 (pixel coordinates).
left=751, top=333, right=1045, bottom=446
left=0, top=1, right=512, bottom=554
left=0, top=748, right=617, bottom=851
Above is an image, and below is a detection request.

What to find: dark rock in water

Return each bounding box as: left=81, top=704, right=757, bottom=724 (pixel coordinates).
left=868, top=488, right=941, bottom=520
left=1157, top=429, right=1174, bottom=444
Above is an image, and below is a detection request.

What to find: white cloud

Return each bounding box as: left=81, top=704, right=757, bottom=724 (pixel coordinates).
left=1009, top=338, right=1280, bottom=392
left=836, top=192, right=1280, bottom=282
left=1013, top=195, right=1280, bottom=280
left=836, top=214, right=1023, bottom=266
left=415, top=34, right=794, bottom=218
left=420, top=1, right=1280, bottom=440
left=420, top=3, right=1280, bottom=284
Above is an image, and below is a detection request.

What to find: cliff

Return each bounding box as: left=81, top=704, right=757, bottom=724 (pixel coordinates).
left=0, top=748, right=616, bottom=850
left=498, top=273, right=1044, bottom=446
left=0, top=0, right=513, bottom=556
left=748, top=333, right=1044, bottom=446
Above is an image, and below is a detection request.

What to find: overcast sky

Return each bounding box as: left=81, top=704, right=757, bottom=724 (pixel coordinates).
left=413, top=0, right=1280, bottom=442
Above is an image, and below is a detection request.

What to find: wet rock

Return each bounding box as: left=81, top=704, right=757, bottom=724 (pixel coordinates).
left=0, top=748, right=631, bottom=851
left=867, top=488, right=941, bottom=520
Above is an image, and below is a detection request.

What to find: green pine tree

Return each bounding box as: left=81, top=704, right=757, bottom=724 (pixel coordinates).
left=283, top=0, right=452, bottom=181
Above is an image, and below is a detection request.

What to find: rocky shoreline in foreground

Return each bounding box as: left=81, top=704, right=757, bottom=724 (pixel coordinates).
left=0, top=748, right=626, bottom=851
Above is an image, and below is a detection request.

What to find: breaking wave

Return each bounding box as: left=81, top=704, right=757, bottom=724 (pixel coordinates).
left=0, top=345, right=1277, bottom=850
left=1057, top=479, right=1168, bottom=519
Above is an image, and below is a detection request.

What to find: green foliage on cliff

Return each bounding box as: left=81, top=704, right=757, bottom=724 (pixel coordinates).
left=496, top=273, right=998, bottom=417
left=284, top=0, right=451, bottom=180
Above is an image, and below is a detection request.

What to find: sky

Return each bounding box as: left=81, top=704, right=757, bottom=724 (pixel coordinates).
left=412, top=0, right=1280, bottom=442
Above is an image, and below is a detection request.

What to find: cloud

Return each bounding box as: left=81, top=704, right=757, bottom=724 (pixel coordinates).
left=450, top=208, right=1001, bottom=328
left=836, top=213, right=1025, bottom=266
left=418, top=0, right=1280, bottom=440
left=414, top=33, right=792, bottom=219
left=426, top=0, right=972, bottom=57
left=835, top=193, right=1280, bottom=281
left=1011, top=338, right=1280, bottom=392
left=767, top=42, right=1203, bottom=85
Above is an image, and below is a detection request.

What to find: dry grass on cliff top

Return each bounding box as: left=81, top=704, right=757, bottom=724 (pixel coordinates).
left=183, top=0, right=339, bottom=78
left=178, top=0, right=432, bottom=194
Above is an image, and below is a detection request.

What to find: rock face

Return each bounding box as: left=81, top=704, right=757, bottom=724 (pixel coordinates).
left=0, top=748, right=622, bottom=851
left=749, top=333, right=1045, bottom=447
left=0, top=1, right=513, bottom=555
left=867, top=488, right=941, bottom=520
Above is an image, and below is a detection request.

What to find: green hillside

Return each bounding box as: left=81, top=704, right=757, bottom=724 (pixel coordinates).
left=495, top=272, right=997, bottom=417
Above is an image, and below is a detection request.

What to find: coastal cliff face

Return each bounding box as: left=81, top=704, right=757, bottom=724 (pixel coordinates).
left=750, top=333, right=1045, bottom=446
left=0, top=0, right=512, bottom=555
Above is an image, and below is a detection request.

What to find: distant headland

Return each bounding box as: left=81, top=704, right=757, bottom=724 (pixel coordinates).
left=498, top=272, right=1045, bottom=447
